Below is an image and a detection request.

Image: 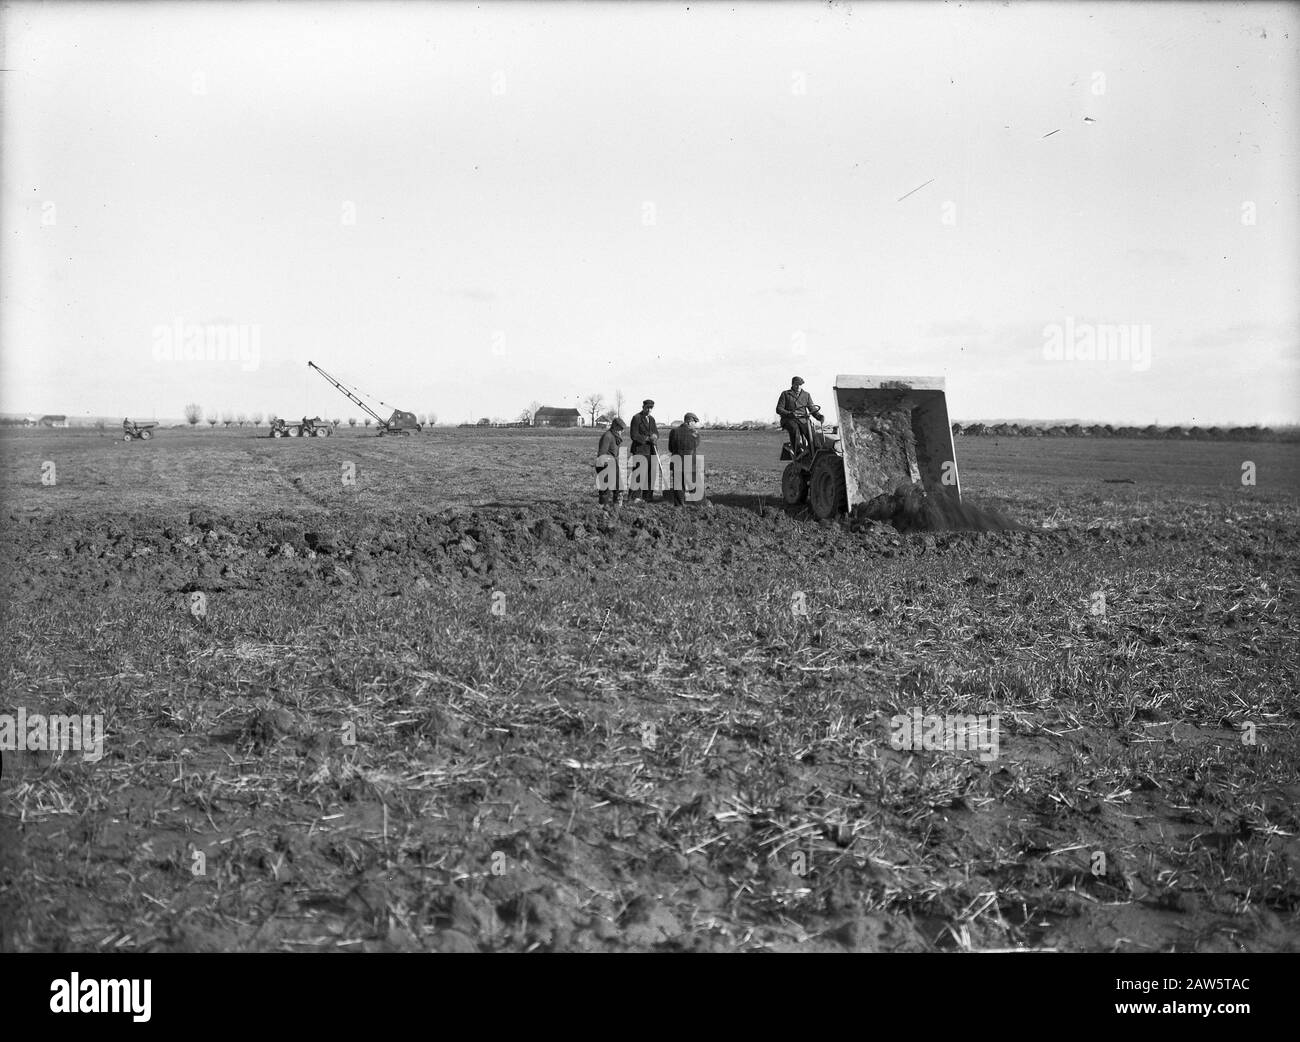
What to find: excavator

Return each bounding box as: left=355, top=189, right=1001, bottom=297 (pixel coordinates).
left=307, top=361, right=422, bottom=436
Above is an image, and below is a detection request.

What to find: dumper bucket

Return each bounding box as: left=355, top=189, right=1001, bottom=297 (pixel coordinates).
left=833, top=375, right=961, bottom=509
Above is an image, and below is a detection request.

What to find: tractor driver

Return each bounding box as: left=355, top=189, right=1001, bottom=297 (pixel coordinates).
left=775, top=377, right=824, bottom=455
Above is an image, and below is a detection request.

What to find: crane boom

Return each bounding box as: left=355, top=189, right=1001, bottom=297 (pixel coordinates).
left=307, top=360, right=386, bottom=426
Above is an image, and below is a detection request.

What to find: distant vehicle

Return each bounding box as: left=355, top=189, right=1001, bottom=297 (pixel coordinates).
left=122, top=420, right=157, bottom=441
left=270, top=416, right=333, bottom=438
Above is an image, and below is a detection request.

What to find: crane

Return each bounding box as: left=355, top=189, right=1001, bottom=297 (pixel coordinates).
left=307, top=361, right=421, bottom=436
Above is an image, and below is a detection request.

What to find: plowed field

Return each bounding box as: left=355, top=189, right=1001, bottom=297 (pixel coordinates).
left=1, top=428, right=1297, bottom=951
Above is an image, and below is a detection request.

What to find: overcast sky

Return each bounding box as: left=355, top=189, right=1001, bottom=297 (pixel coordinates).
left=2, top=1, right=1296, bottom=426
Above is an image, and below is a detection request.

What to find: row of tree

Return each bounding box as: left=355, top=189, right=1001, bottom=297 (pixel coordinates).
left=181, top=405, right=438, bottom=428
left=953, top=422, right=1296, bottom=441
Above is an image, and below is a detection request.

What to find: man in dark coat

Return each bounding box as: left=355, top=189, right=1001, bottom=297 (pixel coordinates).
left=667, top=412, right=703, bottom=505
left=595, top=417, right=627, bottom=506
left=628, top=399, right=659, bottom=502
left=775, top=376, right=824, bottom=454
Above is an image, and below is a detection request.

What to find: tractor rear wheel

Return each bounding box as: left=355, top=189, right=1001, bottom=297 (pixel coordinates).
left=808, top=453, right=847, bottom=520
left=781, top=462, right=808, bottom=505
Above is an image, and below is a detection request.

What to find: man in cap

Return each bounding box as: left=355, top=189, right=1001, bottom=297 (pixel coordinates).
left=595, top=417, right=628, bottom=506
left=775, top=377, right=824, bottom=455
left=667, top=413, right=704, bottom=506
left=628, top=399, right=659, bottom=502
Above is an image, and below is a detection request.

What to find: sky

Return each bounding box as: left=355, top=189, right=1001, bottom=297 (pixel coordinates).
left=2, top=1, right=1297, bottom=426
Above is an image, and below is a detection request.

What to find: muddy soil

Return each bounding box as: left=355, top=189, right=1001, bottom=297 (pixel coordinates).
left=3, top=492, right=1297, bottom=952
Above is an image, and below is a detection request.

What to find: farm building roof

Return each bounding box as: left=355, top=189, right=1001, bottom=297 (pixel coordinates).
left=534, top=407, right=580, bottom=417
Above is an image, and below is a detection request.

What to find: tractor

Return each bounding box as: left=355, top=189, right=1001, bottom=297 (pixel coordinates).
left=780, top=375, right=962, bottom=520
left=780, top=417, right=846, bottom=519
left=121, top=420, right=157, bottom=442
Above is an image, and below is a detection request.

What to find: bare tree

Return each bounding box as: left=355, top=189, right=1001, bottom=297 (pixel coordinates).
left=236, top=412, right=248, bottom=427
left=207, top=416, right=218, bottom=427
left=184, top=403, right=203, bottom=426
left=581, top=393, right=604, bottom=427
left=364, top=417, right=372, bottom=427
left=332, top=417, right=341, bottom=427
left=349, top=417, right=357, bottom=427
left=427, top=412, right=437, bottom=426
left=251, top=411, right=263, bottom=427
left=613, top=389, right=625, bottom=419
left=222, top=412, right=233, bottom=428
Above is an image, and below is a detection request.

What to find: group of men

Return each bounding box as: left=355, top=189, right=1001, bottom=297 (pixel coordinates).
left=593, top=377, right=826, bottom=508
left=595, top=399, right=703, bottom=507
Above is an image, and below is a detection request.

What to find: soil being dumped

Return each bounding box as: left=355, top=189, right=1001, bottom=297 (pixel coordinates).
left=852, top=481, right=1023, bottom=534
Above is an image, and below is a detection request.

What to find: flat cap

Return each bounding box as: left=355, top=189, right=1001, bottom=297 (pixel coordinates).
left=609, top=417, right=626, bottom=430
left=642, top=399, right=655, bottom=408
left=791, top=376, right=804, bottom=385
left=684, top=412, right=699, bottom=423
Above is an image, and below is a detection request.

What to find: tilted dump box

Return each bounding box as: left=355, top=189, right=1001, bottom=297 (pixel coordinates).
left=833, top=375, right=962, bottom=509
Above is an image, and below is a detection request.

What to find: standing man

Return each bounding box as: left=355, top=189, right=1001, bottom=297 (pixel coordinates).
left=595, top=417, right=627, bottom=506
left=775, top=376, right=824, bottom=455
left=628, top=399, right=659, bottom=502
left=667, top=413, right=703, bottom=506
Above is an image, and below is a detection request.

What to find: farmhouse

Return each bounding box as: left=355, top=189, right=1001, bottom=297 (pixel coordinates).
left=533, top=407, right=581, bottom=428
left=39, top=415, right=69, bottom=428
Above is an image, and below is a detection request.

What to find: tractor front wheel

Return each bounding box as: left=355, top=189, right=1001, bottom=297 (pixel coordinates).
left=272, top=428, right=284, bottom=438
left=781, top=462, right=808, bottom=505
left=140, top=429, right=152, bottom=440
left=123, top=432, right=133, bottom=442
left=808, top=453, right=847, bottom=520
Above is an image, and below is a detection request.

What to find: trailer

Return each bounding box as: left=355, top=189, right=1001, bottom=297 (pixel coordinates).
left=307, top=361, right=421, bottom=436
left=270, top=416, right=333, bottom=438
